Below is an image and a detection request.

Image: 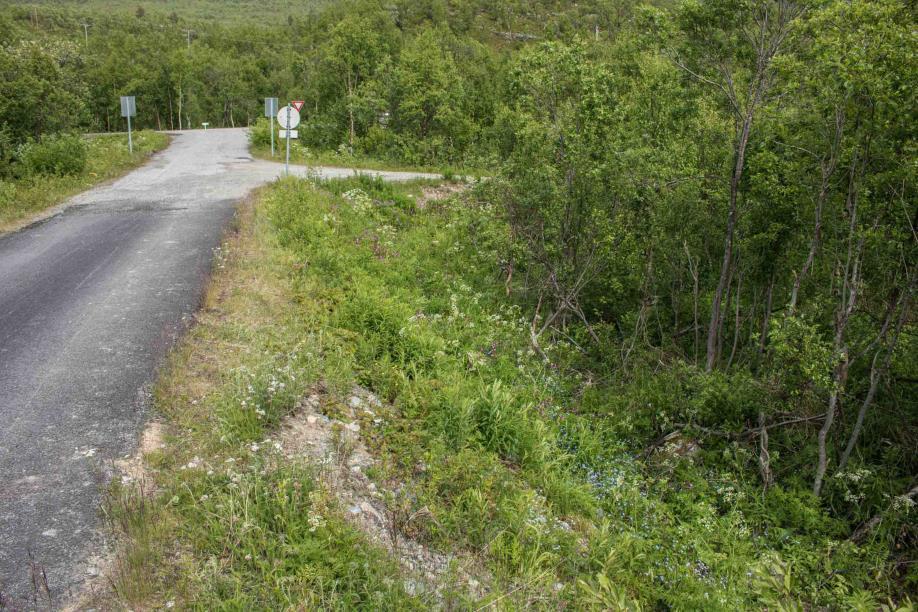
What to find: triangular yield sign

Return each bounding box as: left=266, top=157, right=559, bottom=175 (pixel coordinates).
left=291, top=100, right=305, bottom=112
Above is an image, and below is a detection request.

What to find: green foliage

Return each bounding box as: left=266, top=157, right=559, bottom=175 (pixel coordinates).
left=470, top=381, right=552, bottom=469
left=388, top=28, right=473, bottom=163
left=261, top=175, right=908, bottom=607
left=18, top=132, right=87, bottom=176
left=0, top=126, right=15, bottom=178
left=4, top=0, right=913, bottom=605
left=247, top=117, right=271, bottom=149
left=0, top=38, right=88, bottom=143
left=768, top=316, right=836, bottom=397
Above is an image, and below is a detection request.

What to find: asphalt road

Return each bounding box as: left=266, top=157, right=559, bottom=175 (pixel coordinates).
left=0, top=128, right=439, bottom=607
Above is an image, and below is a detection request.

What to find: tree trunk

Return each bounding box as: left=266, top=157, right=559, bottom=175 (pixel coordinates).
left=839, top=292, right=910, bottom=471
left=728, top=269, right=744, bottom=368
left=707, top=111, right=753, bottom=371
left=758, top=412, right=773, bottom=490
left=684, top=243, right=700, bottom=365
left=758, top=274, right=775, bottom=358
left=177, top=84, right=184, bottom=130
left=717, top=254, right=737, bottom=365
left=814, top=148, right=866, bottom=496
left=814, top=351, right=848, bottom=496
left=789, top=110, right=843, bottom=314
left=346, top=73, right=355, bottom=147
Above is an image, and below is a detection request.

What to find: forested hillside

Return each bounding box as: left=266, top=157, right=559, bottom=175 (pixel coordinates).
left=1, top=0, right=915, bottom=607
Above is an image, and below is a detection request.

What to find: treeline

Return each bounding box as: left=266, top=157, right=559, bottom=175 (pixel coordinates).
left=0, top=1, right=636, bottom=166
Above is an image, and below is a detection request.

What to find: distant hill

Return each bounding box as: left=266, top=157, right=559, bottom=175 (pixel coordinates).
left=3, top=0, right=328, bottom=24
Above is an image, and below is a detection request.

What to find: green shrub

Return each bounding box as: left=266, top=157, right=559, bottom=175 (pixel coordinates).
left=19, top=133, right=87, bottom=176
left=247, top=117, right=271, bottom=148
left=258, top=174, right=905, bottom=608
left=358, top=125, right=399, bottom=160
left=0, top=126, right=15, bottom=178
left=472, top=381, right=552, bottom=469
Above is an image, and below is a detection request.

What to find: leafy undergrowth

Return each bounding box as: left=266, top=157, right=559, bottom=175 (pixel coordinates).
left=105, top=177, right=910, bottom=610
left=0, top=130, right=168, bottom=232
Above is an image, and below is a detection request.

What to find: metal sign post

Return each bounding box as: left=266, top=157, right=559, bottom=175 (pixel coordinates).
left=264, top=97, right=278, bottom=157
left=120, top=96, right=136, bottom=153
left=285, top=105, right=291, bottom=176
left=277, top=104, right=301, bottom=177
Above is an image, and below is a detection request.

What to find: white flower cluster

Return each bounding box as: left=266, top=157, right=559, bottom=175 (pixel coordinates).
left=523, top=493, right=572, bottom=541
left=835, top=468, right=873, bottom=503
left=375, top=224, right=397, bottom=249
left=212, top=245, right=229, bottom=270
left=892, top=493, right=916, bottom=512
left=342, top=188, right=374, bottom=215
left=836, top=467, right=872, bottom=483
left=237, top=363, right=297, bottom=420
left=713, top=478, right=745, bottom=505
left=307, top=490, right=326, bottom=532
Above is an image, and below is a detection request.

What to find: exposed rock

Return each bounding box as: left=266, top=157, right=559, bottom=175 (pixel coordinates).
left=277, top=384, right=491, bottom=603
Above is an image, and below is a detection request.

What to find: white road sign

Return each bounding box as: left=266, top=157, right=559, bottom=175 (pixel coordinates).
left=279, top=129, right=298, bottom=139
left=120, top=96, right=136, bottom=118
left=264, top=97, right=278, bottom=118
left=277, top=107, right=300, bottom=129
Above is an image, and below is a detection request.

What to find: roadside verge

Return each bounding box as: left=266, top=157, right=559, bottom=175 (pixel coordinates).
left=86, top=179, right=490, bottom=610
left=0, top=131, right=169, bottom=235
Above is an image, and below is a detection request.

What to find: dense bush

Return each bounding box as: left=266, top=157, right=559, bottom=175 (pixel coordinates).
left=18, top=133, right=87, bottom=176
left=247, top=118, right=271, bottom=149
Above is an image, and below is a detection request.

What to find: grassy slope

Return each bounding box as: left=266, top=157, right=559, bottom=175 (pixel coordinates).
left=249, top=142, right=455, bottom=176
left=102, top=189, right=425, bottom=610
left=106, top=175, right=898, bottom=609
left=0, top=130, right=169, bottom=233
